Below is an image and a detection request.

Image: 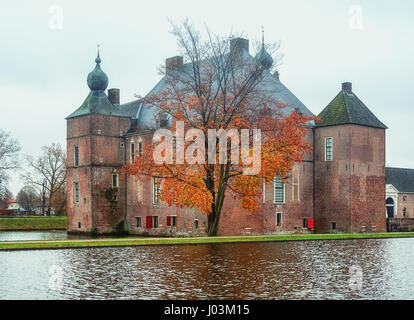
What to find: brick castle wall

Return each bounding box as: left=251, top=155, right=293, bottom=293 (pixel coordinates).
left=314, top=124, right=386, bottom=233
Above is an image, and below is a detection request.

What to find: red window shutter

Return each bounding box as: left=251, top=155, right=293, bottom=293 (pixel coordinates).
left=167, top=216, right=171, bottom=227
left=146, top=216, right=152, bottom=229
left=308, top=218, right=314, bottom=229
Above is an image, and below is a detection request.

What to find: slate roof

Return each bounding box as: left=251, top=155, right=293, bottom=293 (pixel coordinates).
left=68, top=47, right=313, bottom=127
left=317, top=84, right=387, bottom=129
left=66, top=91, right=128, bottom=119
left=128, top=48, right=314, bottom=133
left=386, top=167, right=414, bottom=193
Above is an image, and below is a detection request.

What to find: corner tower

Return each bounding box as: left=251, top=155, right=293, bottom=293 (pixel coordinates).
left=66, top=50, right=130, bottom=234
left=314, top=82, right=387, bottom=233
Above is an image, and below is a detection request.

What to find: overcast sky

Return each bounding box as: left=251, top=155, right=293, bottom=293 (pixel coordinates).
left=0, top=0, right=413, bottom=195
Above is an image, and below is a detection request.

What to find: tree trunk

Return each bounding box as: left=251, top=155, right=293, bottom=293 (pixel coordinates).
left=207, top=185, right=226, bottom=236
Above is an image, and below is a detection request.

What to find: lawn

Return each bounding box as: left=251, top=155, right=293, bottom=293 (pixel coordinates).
left=0, top=216, right=67, bottom=231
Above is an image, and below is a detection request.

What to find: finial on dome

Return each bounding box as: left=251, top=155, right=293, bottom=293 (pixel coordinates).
left=261, top=26, right=264, bottom=47
left=95, top=44, right=101, bottom=64
left=255, top=27, right=273, bottom=69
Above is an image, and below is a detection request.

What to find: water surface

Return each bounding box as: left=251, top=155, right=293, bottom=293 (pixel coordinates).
left=0, top=238, right=413, bottom=299
left=0, top=231, right=68, bottom=241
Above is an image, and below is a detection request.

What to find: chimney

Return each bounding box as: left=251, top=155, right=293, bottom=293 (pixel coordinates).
left=108, top=88, right=120, bottom=105
left=166, top=56, right=183, bottom=73
left=342, top=82, right=352, bottom=93
left=230, top=37, right=249, bottom=56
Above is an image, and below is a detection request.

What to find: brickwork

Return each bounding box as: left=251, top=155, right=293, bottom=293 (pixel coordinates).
left=314, top=124, right=386, bottom=233
left=396, top=194, right=414, bottom=218
left=66, top=114, right=130, bottom=234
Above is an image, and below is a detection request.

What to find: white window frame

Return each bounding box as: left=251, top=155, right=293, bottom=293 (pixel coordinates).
left=273, top=177, right=285, bottom=204
left=325, top=137, right=333, bottom=161
left=152, top=177, right=161, bottom=204
left=136, top=216, right=142, bottom=228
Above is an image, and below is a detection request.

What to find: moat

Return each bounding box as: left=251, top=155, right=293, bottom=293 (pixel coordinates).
left=0, top=233, right=413, bottom=299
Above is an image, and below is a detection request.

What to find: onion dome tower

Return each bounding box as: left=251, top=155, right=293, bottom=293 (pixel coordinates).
left=87, top=49, right=109, bottom=91
left=66, top=46, right=125, bottom=119
left=255, top=27, right=273, bottom=69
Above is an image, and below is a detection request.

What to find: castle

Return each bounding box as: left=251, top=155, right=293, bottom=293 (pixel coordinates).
left=66, top=38, right=396, bottom=236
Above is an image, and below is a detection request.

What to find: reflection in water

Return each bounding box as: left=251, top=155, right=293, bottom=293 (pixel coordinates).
left=0, top=238, right=413, bottom=299
left=0, top=231, right=68, bottom=241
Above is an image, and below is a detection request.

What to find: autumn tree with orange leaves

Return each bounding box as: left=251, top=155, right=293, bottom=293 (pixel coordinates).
left=122, top=21, right=316, bottom=236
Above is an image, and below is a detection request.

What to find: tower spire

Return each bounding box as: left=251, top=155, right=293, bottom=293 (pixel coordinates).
left=95, top=44, right=101, bottom=64
left=261, top=26, right=264, bottom=48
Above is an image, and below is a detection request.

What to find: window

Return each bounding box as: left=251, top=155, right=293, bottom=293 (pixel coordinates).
left=274, top=177, right=284, bottom=203
left=112, top=174, right=119, bottom=188
left=136, top=216, right=141, bottom=228
left=276, top=212, right=282, bottom=227
left=130, top=142, right=135, bottom=162
left=74, top=182, right=79, bottom=204
left=153, top=178, right=161, bottom=204
left=78, top=222, right=81, bottom=229
left=153, top=216, right=159, bottom=228
left=146, top=216, right=159, bottom=229
left=194, top=219, right=199, bottom=229
left=331, top=222, right=336, bottom=230
left=325, top=137, right=333, bottom=161
left=167, top=216, right=177, bottom=227
left=403, top=208, right=407, bottom=217
left=74, top=146, right=79, bottom=167
left=403, top=196, right=407, bottom=202
left=138, top=141, right=143, bottom=156
left=303, top=218, right=308, bottom=228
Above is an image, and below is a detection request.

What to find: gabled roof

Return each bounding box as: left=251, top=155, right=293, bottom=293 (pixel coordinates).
left=317, top=83, right=387, bottom=129
left=386, top=167, right=414, bottom=193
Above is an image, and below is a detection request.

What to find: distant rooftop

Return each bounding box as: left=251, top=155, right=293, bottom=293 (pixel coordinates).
left=386, top=167, right=414, bottom=193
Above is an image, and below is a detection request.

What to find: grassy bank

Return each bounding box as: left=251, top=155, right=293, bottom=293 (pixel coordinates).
left=1, top=232, right=414, bottom=251
left=0, top=216, right=67, bottom=231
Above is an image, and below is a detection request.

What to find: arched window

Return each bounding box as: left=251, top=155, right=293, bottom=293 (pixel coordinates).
left=386, top=197, right=394, bottom=218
